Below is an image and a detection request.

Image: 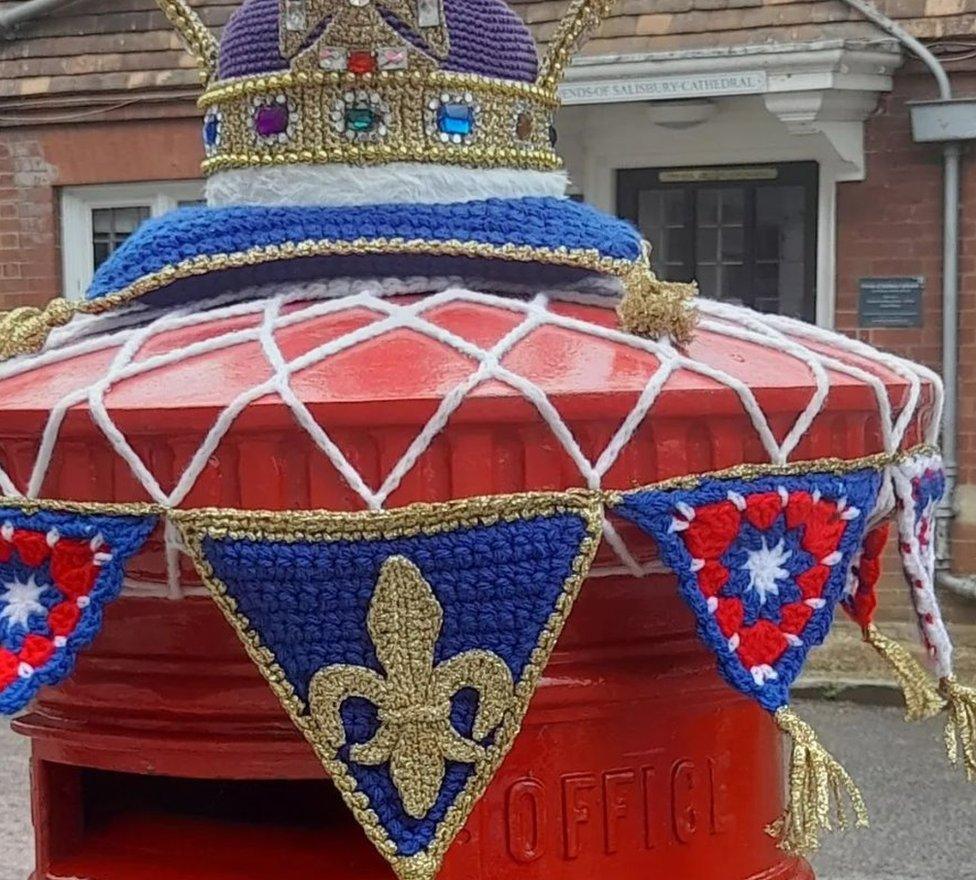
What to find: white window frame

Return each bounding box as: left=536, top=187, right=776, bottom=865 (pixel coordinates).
left=60, top=181, right=205, bottom=300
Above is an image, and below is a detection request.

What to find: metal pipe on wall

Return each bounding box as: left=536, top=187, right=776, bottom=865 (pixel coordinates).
left=839, top=0, right=976, bottom=599
left=0, top=0, right=75, bottom=33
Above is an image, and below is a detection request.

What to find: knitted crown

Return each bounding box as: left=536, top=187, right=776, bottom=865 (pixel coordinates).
left=157, top=0, right=613, bottom=176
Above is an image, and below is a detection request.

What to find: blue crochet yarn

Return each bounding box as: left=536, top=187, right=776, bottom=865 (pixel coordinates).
left=913, top=464, right=946, bottom=524
left=615, top=469, right=882, bottom=712
left=0, top=508, right=157, bottom=715
left=86, top=197, right=643, bottom=302
left=200, top=511, right=589, bottom=857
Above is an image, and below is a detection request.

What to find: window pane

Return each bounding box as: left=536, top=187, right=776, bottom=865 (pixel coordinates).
left=721, top=226, right=744, bottom=263
left=637, top=188, right=692, bottom=282
left=696, top=226, right=718, bottom=264
left=91, top=206, right=150, bottom=269
left=697, top=189, right=718, bottom=226
left=719, top=189, right=744, bottom=225
left=756, top=185, right=807, bottom=318
left=695, top=187, right=746, bottom=303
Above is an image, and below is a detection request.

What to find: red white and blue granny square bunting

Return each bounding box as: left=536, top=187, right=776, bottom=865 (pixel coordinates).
left=0, top=506, right=156, bottom=714
left=893, top=452, right=953, bottom=678
left=177, top=494, right=602, bottom=880
left=615, top=469, right=882, bottom=712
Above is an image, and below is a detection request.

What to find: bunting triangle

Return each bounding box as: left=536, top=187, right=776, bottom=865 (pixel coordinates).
left=176, top=493, right=602, bottom=880
left=615, top=469, right=882, bottom=711
left=0, top=504, right=157, bottom=714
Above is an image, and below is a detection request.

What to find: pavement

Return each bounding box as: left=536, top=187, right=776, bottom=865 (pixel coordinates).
left=0, top=700, right=972, bottom=880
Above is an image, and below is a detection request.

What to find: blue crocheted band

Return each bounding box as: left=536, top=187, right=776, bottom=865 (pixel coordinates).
left=86, top=197, right=644, bottom=305
left=0, top=507, right=157, bottom=715
left=615, top=469, right=882, bottom=712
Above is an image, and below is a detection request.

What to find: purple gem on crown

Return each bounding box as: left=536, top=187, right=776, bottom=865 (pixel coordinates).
left=255, top=103, right=290, bottom=137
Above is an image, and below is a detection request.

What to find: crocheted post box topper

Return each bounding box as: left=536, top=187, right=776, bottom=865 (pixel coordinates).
left=0, top=0, right=969, bottom=874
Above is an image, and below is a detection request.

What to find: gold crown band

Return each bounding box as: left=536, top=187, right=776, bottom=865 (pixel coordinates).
left=199, top=69, right=561, bottom=174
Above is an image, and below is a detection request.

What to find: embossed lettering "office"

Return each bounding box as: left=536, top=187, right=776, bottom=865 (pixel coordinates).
left=504, top=754, right=733, bottom=863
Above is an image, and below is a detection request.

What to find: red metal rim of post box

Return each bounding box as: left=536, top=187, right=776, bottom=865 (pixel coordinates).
left=0, top=295, right=933, bottom=880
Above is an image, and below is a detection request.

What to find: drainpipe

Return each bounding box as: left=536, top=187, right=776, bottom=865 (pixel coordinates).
left=839, top=0, right=976, bottom=599
left=0, top=0, right=75, bottom=33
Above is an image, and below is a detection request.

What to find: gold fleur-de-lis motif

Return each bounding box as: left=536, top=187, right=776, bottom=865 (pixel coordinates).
left=309, top=555, right=515, bottom=819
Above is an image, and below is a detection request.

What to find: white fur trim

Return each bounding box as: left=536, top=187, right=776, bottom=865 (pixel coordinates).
left=206, top=163, right=570, bottom=208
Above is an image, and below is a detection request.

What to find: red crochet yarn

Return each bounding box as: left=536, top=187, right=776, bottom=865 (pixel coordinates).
left=842, top=522, right=890, bottom=629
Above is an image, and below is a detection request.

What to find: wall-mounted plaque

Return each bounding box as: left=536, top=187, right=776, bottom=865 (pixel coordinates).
left=858, top=277, right=923, bottom=328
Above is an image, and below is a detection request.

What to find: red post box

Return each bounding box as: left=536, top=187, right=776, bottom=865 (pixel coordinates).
left=0, top=295, right=934, bottom=879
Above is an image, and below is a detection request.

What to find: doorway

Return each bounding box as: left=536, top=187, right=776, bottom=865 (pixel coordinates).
left=616, top=162, right=819, bottom=321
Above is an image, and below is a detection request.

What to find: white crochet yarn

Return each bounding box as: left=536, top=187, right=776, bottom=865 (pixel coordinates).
left=893, top=451, right=954, bottom=678
left=206, top=164, right=570, bottom=207
left=0, top=285, right=942, bottom=598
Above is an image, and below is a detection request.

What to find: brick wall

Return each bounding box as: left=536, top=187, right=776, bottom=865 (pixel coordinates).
left=0, top=115, right=203, bottom=312
left=828, top=62, right=976, bottom=675
left=836, top=63, right=976, bottom=576
left=0, top=134, right=60, bottom=312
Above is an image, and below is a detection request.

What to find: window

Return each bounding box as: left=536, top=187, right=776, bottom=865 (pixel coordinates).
left=60, top=181, right=205, bottom=300
left=616, top=163, right=818, bottom=322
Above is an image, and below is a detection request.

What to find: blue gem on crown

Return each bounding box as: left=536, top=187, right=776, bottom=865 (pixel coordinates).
left=427, top=92, right=480, bottom=146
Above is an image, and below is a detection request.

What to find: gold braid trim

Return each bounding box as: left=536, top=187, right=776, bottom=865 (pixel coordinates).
left=537, top=0, right=618, bottom=92
left=605, top=446, right=938, bottom=507
left=0, top=298, right=75, bottom=361
left=940, top=675, right=976, bottom=782
left=0, top=238, right=702, bottom=361
left=766, top=706, right=868, bottom=855
left=0, top=445, right=936, bottom=520
left=175, top=491, right=604, bottom=880
left=0, top=445, right=935, bottom=522
left=862, top=624, right=945, bottom=722
left=155, top=0, right=218, bottom=83
left=618, top=245, right=697, bottom=345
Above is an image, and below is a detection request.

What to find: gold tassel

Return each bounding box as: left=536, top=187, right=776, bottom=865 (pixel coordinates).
left=617, top=248, right=697, bottom=345
left=862, top=624, right=945, bottom=722
left=0, top=298, right=75, bottom=361
left=940, top=676, right=976, bottom=782
left=766, top=706, right=869, bottom=855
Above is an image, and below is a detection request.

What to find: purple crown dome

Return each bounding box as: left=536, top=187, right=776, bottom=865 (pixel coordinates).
left=218, top=0, right=540, bottom=83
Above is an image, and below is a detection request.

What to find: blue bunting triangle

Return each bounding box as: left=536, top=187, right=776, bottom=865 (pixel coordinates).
left=177, top=494, right=602, bottom=880
left=0, top=504, right=157, bottom=714
left=615, top=468, right=882, bottom=712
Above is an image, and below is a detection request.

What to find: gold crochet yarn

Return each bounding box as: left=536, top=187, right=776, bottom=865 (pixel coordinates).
left=310, top=556, right=514, bottom=819
left=940, top=675, right=976, bottom=781
left=767, top=705, right=868, bottom=855
left=862, top=624, right=945, bottom=722
left=0, top=298, right=74, bottom=360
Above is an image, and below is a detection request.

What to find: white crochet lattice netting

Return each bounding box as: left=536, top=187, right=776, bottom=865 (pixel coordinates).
left=0, top=283, right=943, bottom=598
